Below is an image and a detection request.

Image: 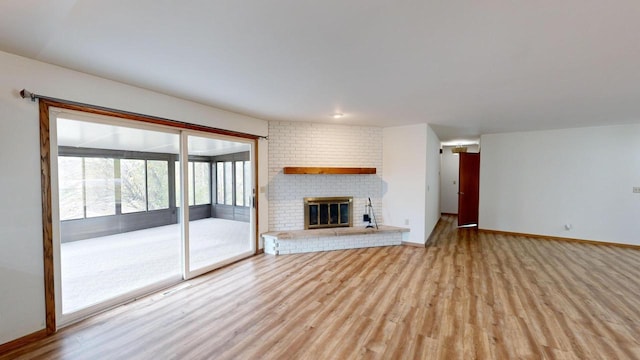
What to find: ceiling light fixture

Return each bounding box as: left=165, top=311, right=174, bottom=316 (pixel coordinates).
left=331, top=113, right=344, bottom=119
left=451, top=146, right=468, bottom=154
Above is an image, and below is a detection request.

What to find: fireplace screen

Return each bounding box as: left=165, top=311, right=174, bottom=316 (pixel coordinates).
left=304, top=197, right=353, bottom=229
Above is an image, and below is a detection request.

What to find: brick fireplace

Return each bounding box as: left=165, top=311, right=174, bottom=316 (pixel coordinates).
left=268, top=121, right=383, bottom=231
left=263, top=121, right=409, bottom=255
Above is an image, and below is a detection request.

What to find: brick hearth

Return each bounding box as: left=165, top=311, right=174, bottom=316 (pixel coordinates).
left=262, top=225, right=409, bottom=255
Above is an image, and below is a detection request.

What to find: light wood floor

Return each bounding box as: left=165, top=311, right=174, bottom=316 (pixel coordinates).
left=4, top=215, right=640, bottom=359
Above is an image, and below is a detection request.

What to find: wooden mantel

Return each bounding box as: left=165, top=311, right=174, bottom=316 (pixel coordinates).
left=283, top=167, right=376, bottom=175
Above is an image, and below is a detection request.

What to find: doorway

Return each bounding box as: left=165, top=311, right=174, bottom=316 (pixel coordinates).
left=439, top=144, right=480, bottom=223
left=50, top=110, right=256, bottom=327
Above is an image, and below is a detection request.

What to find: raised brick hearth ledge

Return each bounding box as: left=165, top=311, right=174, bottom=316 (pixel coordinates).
left=262, top=226, right=409, bottom=255
left=263, top=225, right=409, bottom=239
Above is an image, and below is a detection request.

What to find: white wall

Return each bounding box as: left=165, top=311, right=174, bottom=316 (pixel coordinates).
left=382, top=124, right=427, bottom=244
left=267, top=121, right=383, bottom=231
left=257, top=138, right=269, bottom=248
left=0, top=50, right=269, bottom=345
left=479, top=124, right=640, bottom=245
left=440, top=145, right=480, bottom=214
left=425, top=126, right=441, bottom=238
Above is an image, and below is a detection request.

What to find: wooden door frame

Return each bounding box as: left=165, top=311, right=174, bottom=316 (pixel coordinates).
left=39, top=98, right=260, bottom=334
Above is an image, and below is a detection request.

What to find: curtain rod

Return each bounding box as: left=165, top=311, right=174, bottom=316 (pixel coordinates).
left=19, top=89, right=269, bottom=140
left=20, top=89, right=38, bottom=102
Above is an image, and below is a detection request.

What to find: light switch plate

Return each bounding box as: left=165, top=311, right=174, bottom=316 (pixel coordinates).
left=633, top=187, right=640, bottom=193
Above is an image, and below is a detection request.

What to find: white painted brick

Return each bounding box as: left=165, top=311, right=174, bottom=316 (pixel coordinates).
left=263, top=219, right=406, bottom=254
left=268, top=121, right=383, bottom=231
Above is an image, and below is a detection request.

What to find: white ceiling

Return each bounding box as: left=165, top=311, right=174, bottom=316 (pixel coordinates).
left=58, top=118, right=250, bottom=156
left=2, top=1, right=640, bottom=141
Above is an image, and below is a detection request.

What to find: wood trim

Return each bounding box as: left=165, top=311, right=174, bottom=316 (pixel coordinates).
left=40, top=98, right=260, bottom=140
left=254, top=138, right=259, bottom=254
left=401, top=241, right=425, bottom=248
left=479, top=228, right=640, bottom=250
left=39, top=101, right=56, bottom=334
left=0, top=329, right=48, bottom=355
left=440, top=212, right=457, bottom=216
left=283, top=167, right=376, bottom=175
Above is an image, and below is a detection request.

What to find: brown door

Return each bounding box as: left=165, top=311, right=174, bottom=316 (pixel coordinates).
left=458, top=152, right=480, bottom=227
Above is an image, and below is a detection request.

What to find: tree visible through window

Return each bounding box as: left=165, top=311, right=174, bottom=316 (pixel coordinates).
left=57, top=155, right=224, bottom=221
left=175, top=161, right=210, bottom=207
left=235, top=161, right=244, bottom=206
left=83, top=158, right=115, bottom=218
left=194, top=162, right=210, bottom=205
left=215, top=160, right=251, bottom=207
left=58, top=156, right=117, bottom=219
left=58, top=156, right=169, bottom=219
left=121, top=159, right=147, bottom=213
left=58, top=157, right=84, bottom=220
left=244, top=160, right=251, bottom=207
left=216, top=162, right=224, bottom=205
left=175, top=161, right=182, bottom=207
left=120, top=159, right=169, bottom=213
left=147, top=160, right=169, bottom=210
left=224, top=162, right=233, bottom=205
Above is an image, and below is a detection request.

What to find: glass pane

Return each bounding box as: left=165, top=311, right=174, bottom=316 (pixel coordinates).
left=58, top=157, right=84, bottom=220
left=309, top=205, right=318, bottom=226
left=216, top=162, right=224, bottom=204
left=235, top=161, right=244, bottom=206
left=194, top=162, right=211, bottom=205
left=84, top=158, right=115, bottom=217
left=147, top=160, right=169, bottom=210
left=121, top=159, right=147, bottom=213
left=188, top=162, right=195, bottom=206
left=340, top=203, right=349, bottom=224
left=319, top=204, right=329, bottom=225
left=176, top=161, right=196, bottom=206
left=187, top=135, right=252, bottom=273
left=329, top=203, right=339, bottom=224
left=175, top=161, right=180, bottom=207
left=244, top=161, right=251, bottom=208
left=224, top=162, right=233, bottom=205
left=56, top=118, right=181, bottom=316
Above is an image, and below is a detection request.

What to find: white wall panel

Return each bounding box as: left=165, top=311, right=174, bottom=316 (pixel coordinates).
left=479, top=125, right=640, bottom=245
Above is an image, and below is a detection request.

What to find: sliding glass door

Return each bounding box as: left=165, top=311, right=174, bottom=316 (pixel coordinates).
left=52, top=111, right=255, bottom=326
left=183, top=133, right=254, bottom=278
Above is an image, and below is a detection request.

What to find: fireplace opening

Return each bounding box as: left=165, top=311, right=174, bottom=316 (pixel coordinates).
left=304, top=197, right=353, bottom=229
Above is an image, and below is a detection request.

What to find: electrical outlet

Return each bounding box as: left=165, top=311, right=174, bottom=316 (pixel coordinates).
left=633, top=187, right=640, bottom=194
left=404, top=219, right=410, bottom=225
